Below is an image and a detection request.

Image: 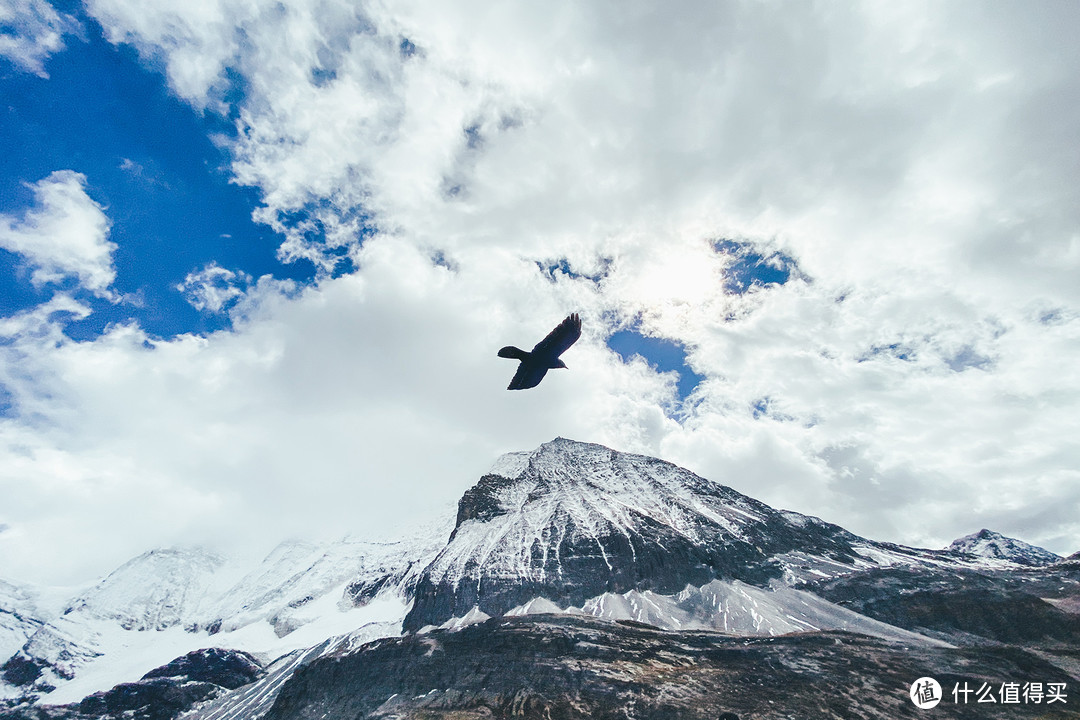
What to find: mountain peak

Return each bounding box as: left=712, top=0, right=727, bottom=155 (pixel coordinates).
left=947, top=529, right=1060, bottom=567
left=485, top=437, right=608, bottom=476
left=407, top=439, right=877, bottom=631
left=460, top=437, right=752, bottom=533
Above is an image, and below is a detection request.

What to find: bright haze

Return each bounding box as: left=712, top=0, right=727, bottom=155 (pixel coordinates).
left=1, top=0, right=1078, bottom=585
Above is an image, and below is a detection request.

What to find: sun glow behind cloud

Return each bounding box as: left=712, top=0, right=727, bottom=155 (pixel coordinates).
left=628, top=242, right=720, bottom=308
left=1, top=0, right=1079, bottom=584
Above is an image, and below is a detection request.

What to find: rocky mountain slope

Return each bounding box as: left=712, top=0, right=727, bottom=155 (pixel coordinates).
left=1, top=648, right=264, bottom=720
left=802, top=565, right=1080, bottom=651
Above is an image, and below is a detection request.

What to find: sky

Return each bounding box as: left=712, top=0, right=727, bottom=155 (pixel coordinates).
left=1, top=0, right=1079, bottom=585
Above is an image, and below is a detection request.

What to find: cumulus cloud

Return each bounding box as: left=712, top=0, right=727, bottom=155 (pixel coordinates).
left=0, top=170, right=117, bottom=297
left=2, top=0, right=1079, bottom=583
left=0, top=0, right=79, bottom=77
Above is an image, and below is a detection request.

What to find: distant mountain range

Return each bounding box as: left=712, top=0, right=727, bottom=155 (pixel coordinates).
left=2, top=438, right=1077, bottom=720
left=1, top=530, right=449, bottom=706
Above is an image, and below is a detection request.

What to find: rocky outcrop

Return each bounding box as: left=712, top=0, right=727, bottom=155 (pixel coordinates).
left=802, top=565, right=1080, bottom=645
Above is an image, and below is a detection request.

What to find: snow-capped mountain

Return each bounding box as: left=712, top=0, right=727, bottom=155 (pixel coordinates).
left=404, top=437, right=1009, bottom=631
left=198, top=532, right=443, bottom=638
left=1, top=522, right=451, bottom=704
left=947, top=528, right=1062, bottom=567
left=64, top=548, right=226, bottom=631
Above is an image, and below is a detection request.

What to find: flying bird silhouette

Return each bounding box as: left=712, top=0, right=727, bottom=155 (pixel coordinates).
left=498, top=313, right=582, bottom=390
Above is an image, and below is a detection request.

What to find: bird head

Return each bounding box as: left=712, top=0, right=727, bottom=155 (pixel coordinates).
left=554, top=359, right=568, bottom=369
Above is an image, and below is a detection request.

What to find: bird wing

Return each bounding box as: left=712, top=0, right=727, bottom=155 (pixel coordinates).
left=507, top=363, right=548, bottom=390
left=530, top=313, right=582, bottom=359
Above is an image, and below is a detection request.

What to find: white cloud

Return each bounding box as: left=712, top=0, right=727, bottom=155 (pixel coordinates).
left=2, top=1, right=1079, bottom=583
left=0, top=240, right=675, bottom=583
left=0, top=0, right=78, bottom=77
left=177, top=263, right=252, bottom=313
left=0, top=171, right=117, bottom=297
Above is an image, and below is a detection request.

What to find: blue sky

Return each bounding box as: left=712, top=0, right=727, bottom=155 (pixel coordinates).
left=1, top=7, right=315, bottom=341
left=607, top=331, right=704, bottom=402
left=1, top=0, right=1079, bottom=585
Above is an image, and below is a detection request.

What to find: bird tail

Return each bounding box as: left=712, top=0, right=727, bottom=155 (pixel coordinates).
left=498, top=346, right=529, bottom=360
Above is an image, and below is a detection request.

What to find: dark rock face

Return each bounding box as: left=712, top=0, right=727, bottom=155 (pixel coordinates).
left=139, top=648, right=262, bottom=690
left=405, top=439, right=882, bottom=631
left=1, top=655, right=46, bottom=687
left=344, top=575, right=395, bottom=604
left=75, top=648, right=264, bottom=719
left=0, top=704, right=81, bottom=720
left=0, top=649, right=264, bottom=720
left=803, top=566, right=1080, bottom=646
left=76, top=679, right=220, bottom=720
left=262, top=614, right=1075, bottom=720
left=455, top=473, right=517, bottom=525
